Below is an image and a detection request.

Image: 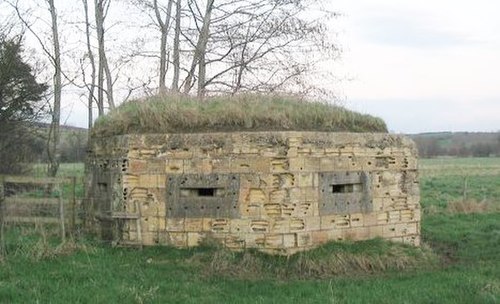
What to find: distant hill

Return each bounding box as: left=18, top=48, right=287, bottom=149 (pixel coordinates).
left=33, top=122, right=88, bottom=163
left=408, top=132, right=500, bottom=158
left=33, top=122, right=88, bottom=132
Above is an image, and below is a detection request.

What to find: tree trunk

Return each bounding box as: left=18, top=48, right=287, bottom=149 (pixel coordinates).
left=159, top=27, right=168, bottom=95
left=95, top=0, right=114, bottom=111
left=102, top=49, right=115, bottom=109
left=183, top=0, right=214, bottom=95
left=154, top=0, right=174, bottom=95
left=47, top=0, right=61, bottom=178
left=82, top=0, right=96, bottom=132
left=171, top=0, right=181, bottom=92
left=197, top=50, right=206, bottom=98
left=95, top=0, right=105, bottom=115
left=233, top=38, right=248, bottom=95
left=97, top=58, right=104, bottom=116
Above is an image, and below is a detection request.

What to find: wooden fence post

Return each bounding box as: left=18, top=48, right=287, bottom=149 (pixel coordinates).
left=57, top=183, right=66, bottom=243
left=71, top=176, right=76, bottom=235
left=0, top=176, right=6, bottom=256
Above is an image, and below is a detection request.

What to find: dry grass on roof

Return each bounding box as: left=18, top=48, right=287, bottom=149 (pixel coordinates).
left=91, top=94, right=388, bottom=136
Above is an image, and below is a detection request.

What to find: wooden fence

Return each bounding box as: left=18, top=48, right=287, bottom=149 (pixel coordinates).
left=0, top=175, right=81, bottom=241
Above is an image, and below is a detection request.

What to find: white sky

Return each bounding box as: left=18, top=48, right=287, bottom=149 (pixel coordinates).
left=330, top=0, right=500, bottom=133
left=28, top=0, right=499, bottom=133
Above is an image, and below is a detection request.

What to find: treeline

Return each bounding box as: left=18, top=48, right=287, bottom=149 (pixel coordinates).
left=36, top=126, right=88, bottom=164
left=410, top=132, right=500, bottom=158
left=2, top=124, right=88, bottom=173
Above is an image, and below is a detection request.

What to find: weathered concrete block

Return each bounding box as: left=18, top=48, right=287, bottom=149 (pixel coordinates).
left=184, top=218, right=203, bottom=232
left=345, top=227, right=370, bottom=240
left=230, top=219, right=252, bottom=233
left=166, top=218, right=184, bottom=232
left=167, top=232, right=187, bottom=247
left=187, top=232, right=203, bottom=247
left=283, top=233, right=297, bottom=248
left=225, top=234, right=245, bottom=249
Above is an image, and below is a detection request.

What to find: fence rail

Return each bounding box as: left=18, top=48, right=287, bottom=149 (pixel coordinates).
left=3, top=198, right=81, bottom=223
left=1, top=175, right=75, bottom=185
left=0, top=175, right=81, bottom=240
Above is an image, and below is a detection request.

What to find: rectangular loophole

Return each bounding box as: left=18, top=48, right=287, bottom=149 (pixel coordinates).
left=331, top=183, right=362, bottom=193
left=319, top=171, right=373, bottom=215
left=167, top=174, right=240, bottom=218
left=180, top=188, right=222, bottom=198
left=198, top=188, right=215, bottom=197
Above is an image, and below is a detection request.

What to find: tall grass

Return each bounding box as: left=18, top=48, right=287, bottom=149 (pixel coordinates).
left=2, top=226, right=94, bottom=261
left=92, top=94, right=387, bottom=136
left=202, top=238, right=438, bottom=280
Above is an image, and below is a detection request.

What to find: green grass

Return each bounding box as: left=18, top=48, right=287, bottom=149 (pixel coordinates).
left=18, top=163, right=85, bottom=199
left=203, top=238, right=438, bottom=280
left=419, top=157, right=500, bottom=177
left=30, top=163, right=85, bottom=178
left=420, top=157, right=500, bottom=212
left=1, top=158, right=499, bottom=303
left=422, top=213, right=500, bottom=263
left=0, top=236, right=497, bottom=303
left=92, top=94, right=388, bottom=136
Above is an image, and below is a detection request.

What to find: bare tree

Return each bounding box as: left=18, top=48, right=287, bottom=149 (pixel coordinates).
left=81, top=0, right=97, bottom=133
left=46, top=0, right=62, bottom=177
left=122, top=0, right=337, bottom=99
left=153, top=0, right=175, bottom=94
left=95, top=0, right=115, bottom=114
left=128, top=0, right=175, bottom=92
left=169, top=0, right=338, bottom=98
left=203, top=0, right=338, bottom=97
left=183, top=0, right=214, bottom=96
left=171, top=0, right=181, bottom=92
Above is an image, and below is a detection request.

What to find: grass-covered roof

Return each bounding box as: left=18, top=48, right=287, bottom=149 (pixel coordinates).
left=91, top=94, right=387, bottom=136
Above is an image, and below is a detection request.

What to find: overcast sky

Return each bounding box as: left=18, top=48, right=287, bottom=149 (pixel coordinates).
left=330, top=0, right=500, bottom=133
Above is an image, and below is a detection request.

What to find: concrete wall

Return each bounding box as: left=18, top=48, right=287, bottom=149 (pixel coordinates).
left=87, top=132, right=420, bottom=254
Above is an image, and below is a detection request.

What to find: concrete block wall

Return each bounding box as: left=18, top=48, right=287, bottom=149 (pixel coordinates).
left=87, top=132, right=420, bottom=254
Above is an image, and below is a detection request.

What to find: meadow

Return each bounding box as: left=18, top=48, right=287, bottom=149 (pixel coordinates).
left=1, top=158, right=499, bottom=303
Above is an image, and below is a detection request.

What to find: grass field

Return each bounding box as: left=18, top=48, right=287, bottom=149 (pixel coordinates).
left=31, top=163, right=85, bottom=179
left=1, top=158, right=499, bottom=303
left=420, top=158, right=500, bottom=213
